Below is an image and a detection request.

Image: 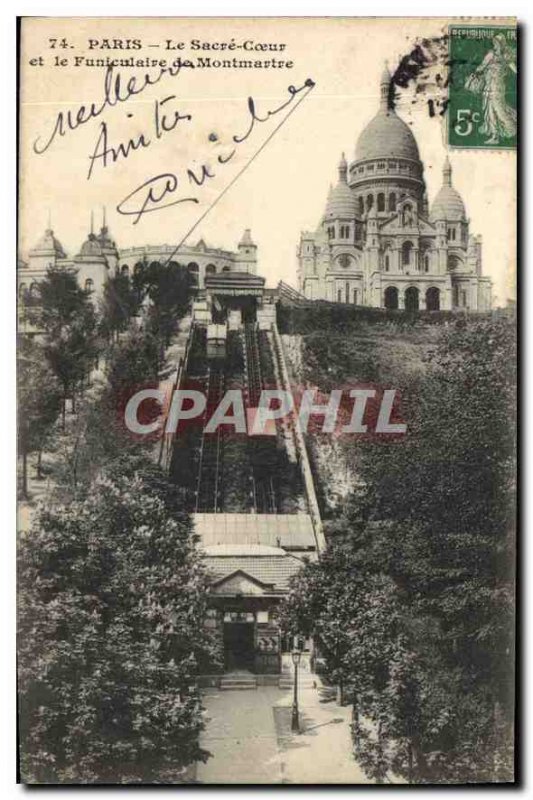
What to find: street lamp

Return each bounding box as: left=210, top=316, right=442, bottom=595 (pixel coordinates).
left=291, top=647, right=302, bottom=733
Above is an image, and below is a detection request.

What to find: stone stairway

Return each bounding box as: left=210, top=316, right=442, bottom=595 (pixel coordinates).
left=278, top=669, right=319, bottom=690
left=220, top=672, right=258, bottom=691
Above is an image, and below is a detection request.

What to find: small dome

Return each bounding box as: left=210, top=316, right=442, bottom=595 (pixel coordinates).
left=239, top=228, right=255, bottom=247
left=324, top=153, right=358, bottom=219
left=30, top=228, right=66, bottom=258
left=430, top=158, right=466, bottom=221
left=430, top=187, right=466, bottom=221
left=78, top=233, right=104, bottom=258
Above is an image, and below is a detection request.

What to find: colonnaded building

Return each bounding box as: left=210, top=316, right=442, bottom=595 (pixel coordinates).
left=297, top=67, right=492, bottom=312
left=18, top=214, right=259, bottom=306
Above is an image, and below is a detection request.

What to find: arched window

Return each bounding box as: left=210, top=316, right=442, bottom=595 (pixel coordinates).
left=366, top=194, right=373, bottom=211
left=85, top=278, right=94, bottom=292
left=121, top=264, right=130, bottom=276
left=384, top=286, right=399, bottom=309
left=353, top=288, right=358, bottom=304
left=389, top=192, right=397, bottom=212
left=337, top=288, right=342, bottom=303
left=133, top=261, right=144, bottom=275
left=426, top=287, right=440, bottom=311
left=188, top=262, right=199, bottom=284
left=423, top=252, right=430, bottom=272
left=358, top=197, right=364, bottom=216
left=401, top=241, right=413, bottom=266
left=205, top=263, right=216, bottom=275
left=384, top=252, right=390, bottom=272
left=377, top=193, right=385, bottom=212
left=405, top=286, right=420, bottom=311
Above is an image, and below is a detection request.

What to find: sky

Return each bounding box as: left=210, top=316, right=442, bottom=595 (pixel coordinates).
left=19, top=16, right=516, bottom=306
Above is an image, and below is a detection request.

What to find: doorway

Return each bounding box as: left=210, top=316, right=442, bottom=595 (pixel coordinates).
left=426, top=286, right=440, bottom=311
left=405, top=286, right=420, bottom=311
left=384, top=286, right=399, bottom=309
left=223, top=622, right=255, bottom=672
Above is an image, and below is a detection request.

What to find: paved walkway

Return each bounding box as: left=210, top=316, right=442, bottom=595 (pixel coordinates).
left=197, top=681, right=374, bottom=784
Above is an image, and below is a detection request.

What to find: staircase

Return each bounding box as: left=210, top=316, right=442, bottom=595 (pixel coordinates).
left=278, top=673, right=319, bottom=690
left=220, top=672, right=258, bottom=691
left=278, top=663, right=320, bottom=690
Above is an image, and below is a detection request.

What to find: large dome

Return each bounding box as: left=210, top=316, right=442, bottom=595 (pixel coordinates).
left=354, top=65, right=421, bottom=164
left=355, top=109, right=420, bottom=163
left=430, top=158, right=466, bottom=221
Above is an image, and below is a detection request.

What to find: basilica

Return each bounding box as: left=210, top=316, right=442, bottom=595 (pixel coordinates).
left=297, top=67, right=492, bottom=312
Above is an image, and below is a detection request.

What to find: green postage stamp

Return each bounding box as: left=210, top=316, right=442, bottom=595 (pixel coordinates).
left=448, top=25, right=517, bottom=149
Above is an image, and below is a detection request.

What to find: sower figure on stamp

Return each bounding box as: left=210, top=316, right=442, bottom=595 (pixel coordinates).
left=465, top=33, right=517, bottom=145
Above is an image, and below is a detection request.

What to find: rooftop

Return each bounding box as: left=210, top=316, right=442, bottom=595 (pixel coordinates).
left=193, top=513, right=317, bottom=550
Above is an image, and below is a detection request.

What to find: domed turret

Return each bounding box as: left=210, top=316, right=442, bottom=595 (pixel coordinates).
left=430, top=157, right=466, bottom=221
left=29, top=228, right=67, bottom=259
left=324, top=153, right=358, bottom=220
left=78, top=233, right=105, bottom=258
left=76, top=214, right=107, bottom=262
left=236, top=228, right=257, bottom=274
left=239, top=228, right=256, bottom=248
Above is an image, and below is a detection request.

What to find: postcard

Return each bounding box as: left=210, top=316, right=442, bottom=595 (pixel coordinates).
left=17, top=16, right=517, bottom=784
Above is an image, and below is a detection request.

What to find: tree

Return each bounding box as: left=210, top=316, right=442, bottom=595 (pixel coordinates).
left=18, top=455, right=221, bottom=783
left=99, top=273, right=140, bottom=342
left=18, top=337, right=62, bottom=498
left=29, top=268, right=99, bottom=425
left=282, top=316, right=516, bottom=783
left=28, top=267, right=90, bottom=333
left=133, top=261, right=194, bottom=347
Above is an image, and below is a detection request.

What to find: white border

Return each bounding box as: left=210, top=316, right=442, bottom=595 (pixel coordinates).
left=1, top=2, right=528, bottom=797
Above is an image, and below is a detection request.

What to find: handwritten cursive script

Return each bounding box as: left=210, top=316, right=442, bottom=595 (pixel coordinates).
left=87, top=95, right=192, bottom=180
left=116, top=78, right=315, bottom=225
left=33, top=63, right=184, bottom=156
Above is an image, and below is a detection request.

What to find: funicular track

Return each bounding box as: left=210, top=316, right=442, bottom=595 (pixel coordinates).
left=243, top=323, right=277, bottom=514
left=195, top=361, right=226, bottom=512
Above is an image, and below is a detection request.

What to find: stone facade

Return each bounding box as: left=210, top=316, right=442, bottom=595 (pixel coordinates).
left=297, top=67, right=492, bottom=312
left=18, top=215, right=258, bottom=303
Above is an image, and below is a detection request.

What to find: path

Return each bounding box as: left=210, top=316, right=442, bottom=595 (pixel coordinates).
left=197, top=681, right=374, bottom=784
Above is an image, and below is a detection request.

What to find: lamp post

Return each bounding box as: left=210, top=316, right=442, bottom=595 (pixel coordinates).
left=291, top=647, right=302, bottom=733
